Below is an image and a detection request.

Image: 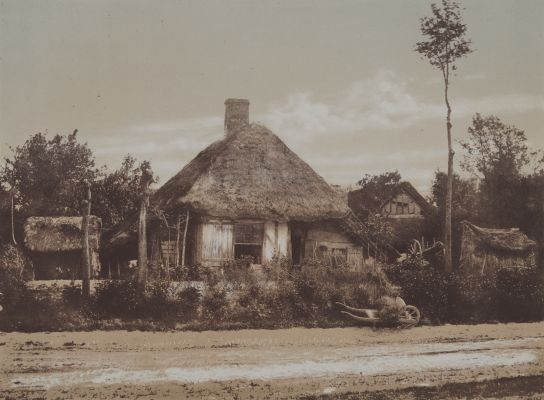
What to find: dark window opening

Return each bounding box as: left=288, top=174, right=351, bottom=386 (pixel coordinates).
left=234, top=223, right=263, bottom=264
left=291, top=234, right=302, bottom=264
left=234, top=244, right=262, bottom=263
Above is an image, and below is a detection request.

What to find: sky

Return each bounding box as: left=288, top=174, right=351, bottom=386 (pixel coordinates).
left=1, top=0, right=543, bottom=195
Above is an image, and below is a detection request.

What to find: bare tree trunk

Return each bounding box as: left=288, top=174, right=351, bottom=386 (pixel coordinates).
left=10, top=189, right=17, bottom=246
left=181, top=209, right=190, bottom=268
left=174, top=214, right=181, bottom=269
left=444, top=79, right=454, bottom=273
left=81, top=180, right=91, bottom=298
left=137, top=179, right=151, bottom=288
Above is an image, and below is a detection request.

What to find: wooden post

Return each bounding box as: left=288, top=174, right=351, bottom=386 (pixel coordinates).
left=181, top=209, right=190, bottom=268
left=81, top=180, right=91, bottom=298
left=174, top=214, right=181, bottom=269
left=137, top=176, right=151, bottom=288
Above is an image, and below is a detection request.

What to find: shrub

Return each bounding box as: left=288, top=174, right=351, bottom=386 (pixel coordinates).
left=0, top=264, right=28, bottom=313
left=0, top=269, right=86, bottom=331
left=231, top=282, right=271, bottom=326
left=201, top=283, right=229, bottom=322
left=172, top=263, right=203, bottom=281
left=222, top=256, right=255, bottom=284
left=448, top=270, right=497, bottom=323
left=145, top=280, right=178, bottom=322
left=384, top=258, right=449, bottom=322
left=177, top=286, right=201, bottom=321
left=93, top=279, right=145, bottom=319
left=62, top=282, right=84, bottom=309
left=496, top=267, right=544, bottom=322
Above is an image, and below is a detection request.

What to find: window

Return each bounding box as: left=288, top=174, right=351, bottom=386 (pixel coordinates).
left=234, top=223, right=264, bottom=263
left=395, top=201, right=409, bottom=214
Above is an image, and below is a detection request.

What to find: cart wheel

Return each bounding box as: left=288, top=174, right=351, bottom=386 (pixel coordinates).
left=404, top=305, right=421, bottom=324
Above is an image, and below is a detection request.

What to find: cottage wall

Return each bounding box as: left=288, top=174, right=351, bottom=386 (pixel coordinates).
left=263, top=221, right=289, bottom=263
left=381, top=192, right=423, bottom=216
left=304, top=224, right=363, bottom=266
left=196, top=219, right=289, bottom=267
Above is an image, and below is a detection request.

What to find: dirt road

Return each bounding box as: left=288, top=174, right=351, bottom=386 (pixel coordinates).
left=1, top=323, right=543, bottom=399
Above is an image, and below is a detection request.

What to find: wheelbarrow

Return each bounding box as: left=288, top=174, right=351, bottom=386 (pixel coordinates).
left=335, top=299, right=421, bottom=326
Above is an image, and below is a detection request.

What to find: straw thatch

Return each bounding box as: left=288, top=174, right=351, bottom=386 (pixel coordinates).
left=24, top=216, right=101, bottom=253
left=459, top=221, right=536, bottom=273
left=381, top=182, right=433, bottom=215
left=348, top=181, right=432, bottom=217
left=153, top=123, right=349, bottom=221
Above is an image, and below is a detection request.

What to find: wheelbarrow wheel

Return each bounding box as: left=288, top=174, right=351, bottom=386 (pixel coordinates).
left=403, top=305, right=421, bottom=324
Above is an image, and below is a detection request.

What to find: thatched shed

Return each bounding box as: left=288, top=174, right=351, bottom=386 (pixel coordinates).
left=458, top=221, right=536, bottom=274
left=24, top=216, right=101, bottom=279
left=105, top=99, right=374, bottom=270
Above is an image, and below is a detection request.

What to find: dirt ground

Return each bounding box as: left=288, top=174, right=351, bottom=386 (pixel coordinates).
left=1, top=323, right=543, bottom=399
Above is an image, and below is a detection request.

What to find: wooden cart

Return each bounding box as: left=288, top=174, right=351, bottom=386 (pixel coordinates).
left=336, top=300, right=421, bottom=326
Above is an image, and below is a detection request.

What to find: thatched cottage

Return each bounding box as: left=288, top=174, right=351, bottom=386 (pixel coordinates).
left=458, top=221, right=536, bottom=274
left=348, top=181, right=433, bottom=251
left=24, top=216, right=102, bottom=279
left=105, top=99, right=373, bottom=272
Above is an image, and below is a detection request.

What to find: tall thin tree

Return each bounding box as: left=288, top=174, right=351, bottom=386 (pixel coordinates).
left=415, top=0, right=472, bottom=272
left=81, top=179, right=91, bottom=298
left=137, top=166, right=153, bottom=288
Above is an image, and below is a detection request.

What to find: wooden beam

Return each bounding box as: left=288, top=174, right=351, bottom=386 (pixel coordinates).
left=181, top=209, right=190, bottom=267
left=174, top=214, right=181, bottom=269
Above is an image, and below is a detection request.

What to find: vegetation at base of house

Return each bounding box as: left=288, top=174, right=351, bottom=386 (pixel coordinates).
left=0, top=258, right=398, bottom=332
left=384, top=256, right=544, bottom=324
left=1, top=253, right=542, bottom=332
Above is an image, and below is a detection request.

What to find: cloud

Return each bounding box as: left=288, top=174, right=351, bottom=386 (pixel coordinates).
left=261, top=70, right=443, bottom=144
left=89, top=69, right=544, bottom=193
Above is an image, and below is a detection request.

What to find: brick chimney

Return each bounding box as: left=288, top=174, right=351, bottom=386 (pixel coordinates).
left=224, top=98, right=249, bottom=136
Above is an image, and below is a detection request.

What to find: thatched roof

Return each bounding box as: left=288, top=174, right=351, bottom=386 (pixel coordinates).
left=348, top=181, right=432, bottom=217
left=383, top=182, right=432, bottom=214
left=24, top=216, right=101, bottom=252
left=461, top=221, right=536, bottom=253
left=153, top=123, right=349, bottom=221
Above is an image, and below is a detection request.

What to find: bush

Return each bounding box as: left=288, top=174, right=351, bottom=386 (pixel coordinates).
left=93, top=279, right=145, bottom=319
left=231, top=282, right=272, bottom=326
left=176, top=286, right=201, bottom=322
left=0, top=268, right=87, bottom=331
left=145, top=280, right=178, bottom=322
left=496, top=267, right=544, bottom=322
left=62, top=282, right=84, bottom=309
left=448, top=270, right=497, bottom=323
left=172, top=263, right=203, bottom=281
left=201, top=283, right=229, bottom=322
left=384, top=258, right=449, bottom=322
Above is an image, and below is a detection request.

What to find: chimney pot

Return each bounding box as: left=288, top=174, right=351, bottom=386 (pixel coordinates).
left=224, top=98, right=249, bottom=136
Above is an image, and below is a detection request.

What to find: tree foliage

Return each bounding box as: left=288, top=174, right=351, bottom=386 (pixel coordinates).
left=0, top=131, right=155, bottom=230
left=430, top=170, right=479, bottom=219
left=460, top=113, right=543, bottom=179
left=460, top=114, right=543, bottom=228
left=415, top=0, right=472, bottom=78
left=356, top=170, right=402, bottom=213
left=92, top=155, right=156, bottom=229
left=0, top=131, right=98, bottom=216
